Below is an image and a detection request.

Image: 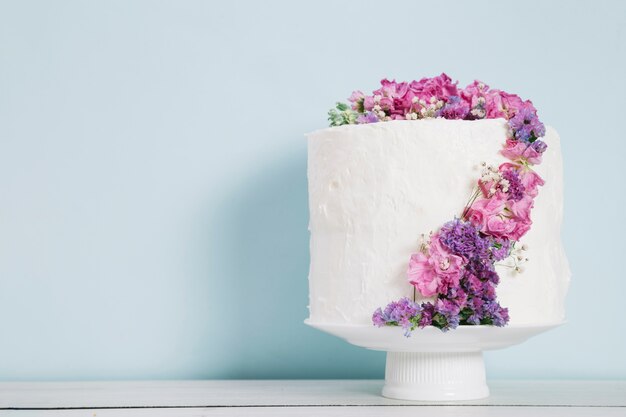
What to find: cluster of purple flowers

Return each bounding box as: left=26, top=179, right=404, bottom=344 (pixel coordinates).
left=372, top=298, right=422, bottom=336
left=501, top=169, right=526, bottom=201
left=440, top=220, right=510, bottom=328
left=373, top=219, right=511, bottom=335
left=439, top=219, right=491, bottom=260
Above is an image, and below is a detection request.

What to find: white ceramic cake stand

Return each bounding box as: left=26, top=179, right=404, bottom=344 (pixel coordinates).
left=304, top=319, right=563, bottom=401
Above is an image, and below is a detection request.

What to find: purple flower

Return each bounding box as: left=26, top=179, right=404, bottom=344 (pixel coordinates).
left=481, top=301, right=510, bottom=326
left=531, top=140, right=547, bottom=154
left=371, top=297, right=423, bottom=336
left=438, top=219, right=491, bottom=260
left=418, top=302, right=435, bottom=328
left=445, top=286, right=468, bottom=307
left=372, top=308, right=386, bottom=327
left=491, top=238, right=511, bottom=261
left=357, top=111, right=379, bottom=124
left=440, top=96, right=470, bottom=119
left=508, top=103, right=546, bottom=142
left=501, top=168, right=526, bottom=201
left=433, top=299, right=461, bottom=331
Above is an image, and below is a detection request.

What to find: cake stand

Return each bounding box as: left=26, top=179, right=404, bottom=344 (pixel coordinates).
left=304, top=319, right=563, bottom=401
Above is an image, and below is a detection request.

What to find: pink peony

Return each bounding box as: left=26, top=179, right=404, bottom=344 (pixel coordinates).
left=501, top=138, right=543, bottom=164
left=408, top=235, right=465, bottom=297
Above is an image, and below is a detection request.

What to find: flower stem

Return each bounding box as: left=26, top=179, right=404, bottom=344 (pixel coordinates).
left=461, top=187, right=481, bottom=220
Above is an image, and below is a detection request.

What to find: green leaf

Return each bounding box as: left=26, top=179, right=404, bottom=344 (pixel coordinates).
left=336, top=102, right=349, bottom=111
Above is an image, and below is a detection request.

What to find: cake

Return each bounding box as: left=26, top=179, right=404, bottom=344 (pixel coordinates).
left=306, top=75, right=570, bottom=333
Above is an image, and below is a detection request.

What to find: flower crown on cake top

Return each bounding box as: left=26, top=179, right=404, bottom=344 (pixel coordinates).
left=329, top=74, right=548, bottom=335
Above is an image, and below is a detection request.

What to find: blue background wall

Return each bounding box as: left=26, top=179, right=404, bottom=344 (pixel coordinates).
left=1, top=0, right=624, bottom=380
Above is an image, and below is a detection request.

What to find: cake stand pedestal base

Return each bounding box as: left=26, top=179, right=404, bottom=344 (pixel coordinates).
left=304, top=320, right=564, bottom=401
left=382, top=351, right=489, bottom=401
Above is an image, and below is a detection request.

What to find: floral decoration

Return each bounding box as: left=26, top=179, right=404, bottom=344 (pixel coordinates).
left=329, top=74, right=548, bottom=334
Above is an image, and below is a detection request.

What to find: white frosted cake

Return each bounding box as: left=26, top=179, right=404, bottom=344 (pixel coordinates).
left=306, top=118, right=570, bottom=327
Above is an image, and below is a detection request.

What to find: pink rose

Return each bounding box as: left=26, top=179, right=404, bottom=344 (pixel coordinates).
left=466, top=194, right=506, bottom=231
left=408, top=235, right=465, bottom=297
left=466, top=193, right=534, bottom=240
left=501, top=138, right=543, bottom=164
left=485, top=215, right=516, bottom=238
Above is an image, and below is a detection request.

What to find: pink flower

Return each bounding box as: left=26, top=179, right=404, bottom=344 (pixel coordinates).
left=348, top=90, right=365, bottom=103
left=497, top=91, right=525, bottom=119
left=408, top=235, right=465, bottom=297
left=407, top=73, right=459, bottom=103
left=484, top=90, right=507, bottom=119
left=466, top=194, right=506, bottom=231
left=485, top=215, right=516, bottom=238
left=460, top=80, right=490, bottom=111
left=498, top=162, right=545, bottom=197
left=507, top=220, right=532, bottom=241
left=374, top=79, right=409, bottom=99
left=504, top=195, right=534, bottom=240
left=466, top=190, right=536, bottom=241
left=466, top=194, right=532, bottom=240
left=501, top=138, right=543, bottom=164
left=520, top=169, right=545, bottom=197
left=379, top=97, right=394, bottom=111
left=407, top=252, right=440, bottom=297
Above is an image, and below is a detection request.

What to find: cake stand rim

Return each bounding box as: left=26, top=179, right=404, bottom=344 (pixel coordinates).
left=304, top=318, right=566, bottom=352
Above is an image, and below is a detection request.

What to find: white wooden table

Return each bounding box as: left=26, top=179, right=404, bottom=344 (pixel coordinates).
left=0, top=380, right=624, bottom=416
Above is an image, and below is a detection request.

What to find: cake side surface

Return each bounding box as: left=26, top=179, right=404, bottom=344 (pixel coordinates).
left=306, top=119, right=569, bottom=326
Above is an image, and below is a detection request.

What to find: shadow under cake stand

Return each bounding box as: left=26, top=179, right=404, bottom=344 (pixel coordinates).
left=304, top=320, right=563, bottom=401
